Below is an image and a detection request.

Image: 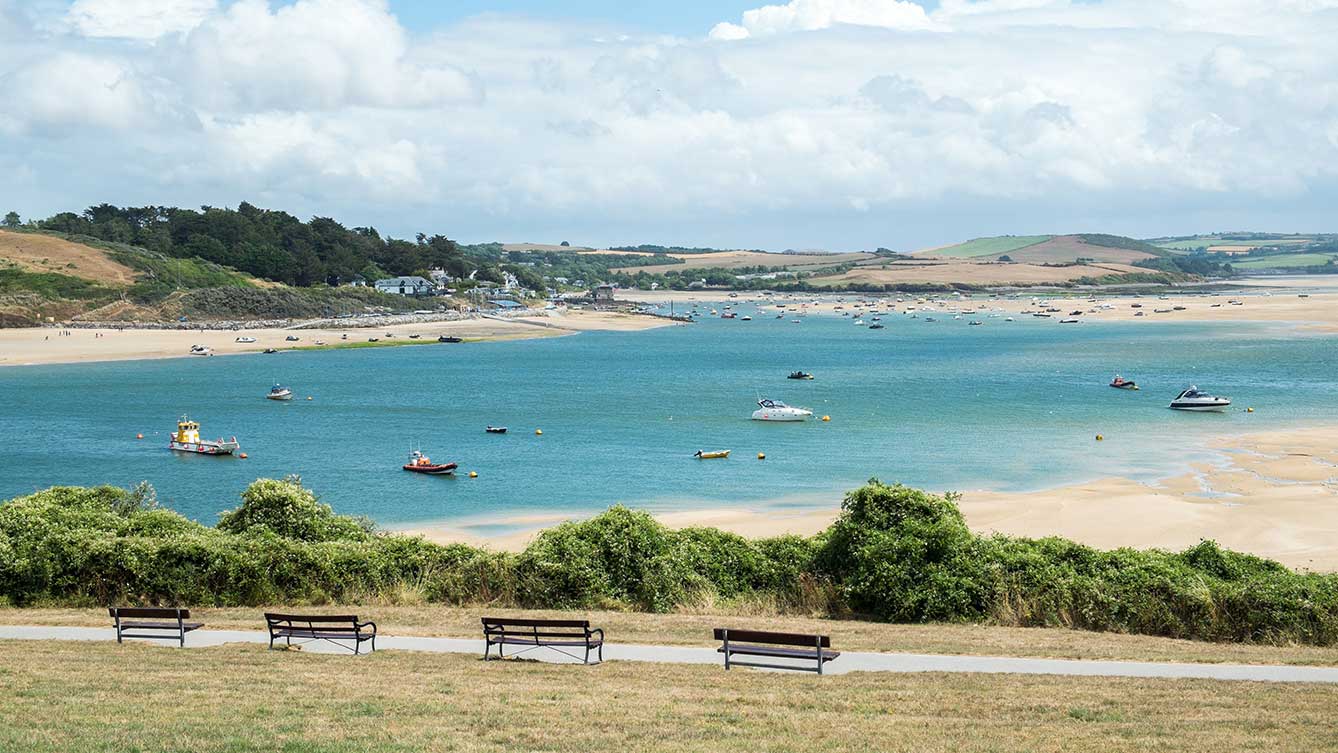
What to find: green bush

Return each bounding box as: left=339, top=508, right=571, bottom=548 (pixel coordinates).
left=2, top=478, right=1336, bottom=647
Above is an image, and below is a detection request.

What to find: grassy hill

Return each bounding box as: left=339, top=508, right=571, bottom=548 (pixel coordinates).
left=0, top=229, right=423, bottom=326
left=918, top=235, right=1053, bottom=258
left=1147, top=233, right=1338, bottom=273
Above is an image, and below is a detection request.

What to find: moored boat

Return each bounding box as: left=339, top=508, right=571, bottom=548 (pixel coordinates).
left=1169, top=386, right=1231, bottom=412
left=751, top=398, right=813, bottom=422
left=787, top=371, right=814, bottom=380
left=167, top=416, right=239, bottom=455
left=267, top=384, right=293, bottom=400
left=1110, top=375, right=1139, bottom=391
left=189, top=345, right=213, bottom=356
left=403, top=450, right=457, bottom=475
left=694, top=450, right=731, bottom=459
left=439, top=336, right=463, bottom=343
left=485, top=426, right=507, bottom=434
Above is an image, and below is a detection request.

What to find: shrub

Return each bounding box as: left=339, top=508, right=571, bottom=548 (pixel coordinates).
left=2, top=478, right=1336, bottom=647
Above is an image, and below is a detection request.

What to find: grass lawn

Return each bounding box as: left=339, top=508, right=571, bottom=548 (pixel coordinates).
left=0, top=639, right=1335, bottom=752
left=4, top=606, right=1337, bottom=667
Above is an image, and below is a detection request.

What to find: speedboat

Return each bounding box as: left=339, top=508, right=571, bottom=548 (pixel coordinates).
left=266, top=384, right=293, bottom=401
left=189, top=345, right=213, bottom=356
left=235, top=336, right=256, bottom=343
left=403, top=450, right=457, bottom=475
left=1110, top=375, right=1139, bottom=391
left=869, top=323, right=885, bottom=329
left=694, top=450, right=731, bottom=459
left=285, top=335, right=299, bottom=342
left=751, top=399, right=813, bottom=422
left=787, top=371, right=814, bottom=380
left=485, top=426, right=507, bottom=434
left=1169, top=386, right=1231, bottom=412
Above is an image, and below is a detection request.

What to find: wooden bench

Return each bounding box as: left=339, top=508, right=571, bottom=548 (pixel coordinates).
left=109, top=607, right=203, bottom=647
left=482, top=617, right=603, bottom=664
left=264, top=613, right=377, bottom=654
left=714, top=628, right=839, bottom=674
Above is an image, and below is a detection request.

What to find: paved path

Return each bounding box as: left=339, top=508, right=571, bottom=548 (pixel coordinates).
left=3, top=625, right=1336, bottom=684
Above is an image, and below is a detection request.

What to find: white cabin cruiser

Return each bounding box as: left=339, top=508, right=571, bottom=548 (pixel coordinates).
left=1169, top=386, right=1231, bottom=412
left=267, top=384, right=293, bottom=401
left=751, top=399, right=813, bottom=422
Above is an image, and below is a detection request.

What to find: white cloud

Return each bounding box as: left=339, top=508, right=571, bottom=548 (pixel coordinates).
left=65, top=0, right=216, bottom=39
left=2, top=0, right=1338, bottom=247
left=713, top=0, right=942, bottom=38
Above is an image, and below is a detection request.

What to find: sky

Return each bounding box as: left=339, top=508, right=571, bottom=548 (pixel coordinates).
left=2, top=0, right=1337, bottom=251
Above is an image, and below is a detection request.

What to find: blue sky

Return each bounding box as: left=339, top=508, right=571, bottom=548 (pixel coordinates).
left=2, top=0, right=1336, bottom=250
left=386, top=1, right=771, bottom=36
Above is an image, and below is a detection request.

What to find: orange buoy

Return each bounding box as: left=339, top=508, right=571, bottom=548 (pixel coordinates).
left=136, top=433, right=144, bottom=439
left=239, top=452, right=248, bottom=459
left=1095, top=434, right=1104, bottom=441
left=822, top=415, right=830, bottom=422
left=469, top=471, right=478, bottom=478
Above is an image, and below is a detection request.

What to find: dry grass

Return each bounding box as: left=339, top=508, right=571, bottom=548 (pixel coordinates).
left=0, top=639, right=1335, bottom=752
left=5, top=606, right=1337, bottom=667
left=0, top=229, right=137, bottom=284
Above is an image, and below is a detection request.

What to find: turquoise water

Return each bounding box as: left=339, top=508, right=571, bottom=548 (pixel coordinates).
left=3, top=312, right=1336, bottom=532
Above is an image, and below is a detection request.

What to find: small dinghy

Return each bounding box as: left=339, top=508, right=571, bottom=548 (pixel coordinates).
left=694, top=450, right=731, bottom=459
left=1110, top=375, right=1139, bottom=391
left=403, top=450, right=457, bottom=475
left=485, top=426, right=508, bottom=434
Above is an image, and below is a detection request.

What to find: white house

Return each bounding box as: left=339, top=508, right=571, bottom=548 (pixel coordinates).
left=374, top=276, right=436, bottom=296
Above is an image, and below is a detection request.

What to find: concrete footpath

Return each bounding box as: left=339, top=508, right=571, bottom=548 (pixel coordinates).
left=3, top=625, right=1337, bottom=684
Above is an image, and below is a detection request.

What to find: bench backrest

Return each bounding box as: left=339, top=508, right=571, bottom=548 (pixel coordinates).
left=482, top=617, right=590, bottom=629
left=265, top=613, right=359, bottom=626
left=713, top=628, right=830, bottom=648
left=109, top=607, right=190, bottom=619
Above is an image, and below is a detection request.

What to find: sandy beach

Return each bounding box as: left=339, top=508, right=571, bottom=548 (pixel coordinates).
left=618, top=279, right=1338, bottom=332
left=405, top=426, right=1338, bottom=571
left=0, top=309, right=675, bottom=367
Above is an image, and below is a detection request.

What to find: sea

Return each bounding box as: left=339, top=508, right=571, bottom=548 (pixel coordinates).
left=3, top=300, right=1336, bottom=536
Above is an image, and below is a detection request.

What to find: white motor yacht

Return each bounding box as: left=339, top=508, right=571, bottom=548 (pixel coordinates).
left=1169, top=386, right=1231, bottom=412
left=751, top=399, right=813, bottom=422
left=267, top=384, right=294, bottom=401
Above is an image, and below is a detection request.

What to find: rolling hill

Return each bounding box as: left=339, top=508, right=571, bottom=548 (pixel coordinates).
left=916, top=234, right=1168, bottom=264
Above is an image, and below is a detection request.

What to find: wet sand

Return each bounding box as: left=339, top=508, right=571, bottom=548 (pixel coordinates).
left=403, top=426, right=1338, bottom=571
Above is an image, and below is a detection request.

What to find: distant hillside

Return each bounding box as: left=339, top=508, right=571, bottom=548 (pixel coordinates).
left=917, top=234, right=1167, bottom=264
left=0, top=229, right=423, bottom=326
left=1146, top=233, right=1338, bottom=274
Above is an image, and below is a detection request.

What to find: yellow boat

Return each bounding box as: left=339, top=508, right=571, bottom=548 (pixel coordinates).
left=694, top=450, right=731, bottom=459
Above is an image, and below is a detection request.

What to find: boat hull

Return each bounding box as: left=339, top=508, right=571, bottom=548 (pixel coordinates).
left=168, top=440, right=239, bottom=455
left=695, top=450, right=731, bottom=459
left=751, top=411, right=811, bottom=422
left=1169, top=402, right=1230, bottom=412
left=404, top=463, right=457, bottom=475
left=267, top=393, right=293, bottom=401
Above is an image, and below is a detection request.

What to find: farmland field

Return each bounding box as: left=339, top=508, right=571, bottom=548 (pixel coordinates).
left=1155, top=238, right=1315, bottom=251
left=915, top=235, right=1052, bottom=258
left=1232, top=253, right=1338, bottom=269
left=618, top=250, right=873, bottom=273
left=807, top=259, right=1144, bottom=286
left=977, top=235, right=1158, bottom=264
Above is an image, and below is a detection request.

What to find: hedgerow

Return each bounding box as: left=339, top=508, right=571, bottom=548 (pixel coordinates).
left=1, top=477, right=1334, bottom=646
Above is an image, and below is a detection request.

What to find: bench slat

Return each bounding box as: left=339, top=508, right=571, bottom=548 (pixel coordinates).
left=110, top=607, right=191, bottom=620
left=489, top=637, right=603, bottom=647
left=713, top=628, right=831, bottom=648
left=718, top=644, right=840, bottom=660
left=273, top=630, right=374, bottom=641
left=118, top=621, right=203, bottom=631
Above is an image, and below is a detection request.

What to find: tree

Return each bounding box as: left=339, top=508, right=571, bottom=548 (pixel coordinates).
left=2, top=211, right=20, bottom=228
left=560, top=240, right=570, bottom=247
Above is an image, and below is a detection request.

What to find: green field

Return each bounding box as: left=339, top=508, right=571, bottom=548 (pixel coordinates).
left=1231, top=253, right=1338, bottom=270
left=1155, top=238, right=1315, bottom=251
left=922, top=235, right=1052, bottom=258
